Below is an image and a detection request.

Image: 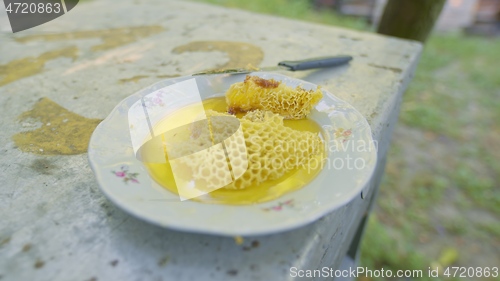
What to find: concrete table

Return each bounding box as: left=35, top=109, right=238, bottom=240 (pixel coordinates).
left=0, top=0, right=421, bottom=280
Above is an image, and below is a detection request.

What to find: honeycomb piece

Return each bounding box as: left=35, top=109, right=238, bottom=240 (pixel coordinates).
left=164, top=114, right=241, bottom=193
left=225, top=75, right=323, bottom=119
left=166, top=110, right=324, bottom=190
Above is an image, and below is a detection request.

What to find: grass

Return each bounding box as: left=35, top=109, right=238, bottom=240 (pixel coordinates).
left=192, top=0, right=500, bottom=279
left=364, top=31, right=500, bottom=279
left=401, top=34, right=500, bottom=138
left=194, top=0, right=370, bottom=31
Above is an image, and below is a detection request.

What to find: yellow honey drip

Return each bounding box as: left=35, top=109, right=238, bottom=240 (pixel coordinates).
left=143, top=97, right=325, bottom=205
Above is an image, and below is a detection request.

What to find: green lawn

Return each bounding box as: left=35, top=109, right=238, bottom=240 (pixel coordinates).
left=193, top=1, right=500, bottom=280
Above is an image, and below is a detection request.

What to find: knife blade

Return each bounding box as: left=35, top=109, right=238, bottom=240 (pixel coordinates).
left=192, top=55, right=352, bottom=76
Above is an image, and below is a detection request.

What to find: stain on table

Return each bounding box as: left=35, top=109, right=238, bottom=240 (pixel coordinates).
left=119, top=75, right=150, bottom=84
left=1, top=26, right=166, bottom=86
left=13, top=98, right=102, bottom=155
left=172, top=41, right=264, bottom=70
left=0, top=46, right=78, bottom=86
left=15, top=26, right=165, bottom=52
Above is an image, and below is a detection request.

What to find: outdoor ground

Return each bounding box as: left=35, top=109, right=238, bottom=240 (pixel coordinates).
left=194, top=1, right=500, bottom=280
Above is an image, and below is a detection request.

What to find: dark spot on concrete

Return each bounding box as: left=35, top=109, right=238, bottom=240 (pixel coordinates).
left=36, top=202, right=49, bottom=215
left=87, top=278, right=97, bottom=281
left=100, top=202, right=115, bottom=216
left=227, top=269, right=238, bottom=276
left=34, top=260, right=45, bottom=269
left=30, top=158, right=57, bottom=175
left=216, top=266, right=220, bottom=271
left=22, top=243, right=32, bottom=252
left=243, top=240, right=260, bottom=251
left=158, top=256, right=169, bottom=267
left=0, top=237, right=11, bottom=247
left=110, top=260, right=118, bottom=267
left=250, top=264, right=258, bottom=271
left=251, top=240, right=259, bottom=248
left=367, top=63, right=402, bottom=74
left=360, top=54, right=368, bottom=57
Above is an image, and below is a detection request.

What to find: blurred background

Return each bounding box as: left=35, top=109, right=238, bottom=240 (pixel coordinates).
left=192, top=0, right=500, bottom=280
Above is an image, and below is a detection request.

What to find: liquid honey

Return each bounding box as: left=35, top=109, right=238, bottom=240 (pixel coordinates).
left=143, top=97, right=325, bottom=205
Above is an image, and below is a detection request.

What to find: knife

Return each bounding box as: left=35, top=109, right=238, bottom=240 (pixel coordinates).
left=192, top=55, right=352, bottom=75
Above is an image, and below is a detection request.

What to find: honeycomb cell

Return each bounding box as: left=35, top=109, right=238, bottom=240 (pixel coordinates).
left=226, top=75, right=323, bottom=119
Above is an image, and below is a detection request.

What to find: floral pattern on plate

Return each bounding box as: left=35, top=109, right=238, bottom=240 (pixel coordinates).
left=262, top=199, right=295, bottom=211
left=334, top=128, right=352, bottom=143
left=112, top=165, right=139, bottom=184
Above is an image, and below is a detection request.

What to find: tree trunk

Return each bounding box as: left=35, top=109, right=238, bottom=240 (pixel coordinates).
left=377, top=0, right=446, bottom=42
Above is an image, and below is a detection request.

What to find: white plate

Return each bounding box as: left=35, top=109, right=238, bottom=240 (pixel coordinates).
left=88, top=72, right=377, bottom=236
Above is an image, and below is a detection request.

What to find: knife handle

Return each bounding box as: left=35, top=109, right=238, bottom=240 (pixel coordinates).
left=278, top=55, right=352, bottom=71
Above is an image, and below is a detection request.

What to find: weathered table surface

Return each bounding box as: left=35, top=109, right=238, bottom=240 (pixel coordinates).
left=0, top=0, right=421, bottom=280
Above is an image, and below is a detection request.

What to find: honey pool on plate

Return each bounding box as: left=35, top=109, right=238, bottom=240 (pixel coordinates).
left=143, top=97, right=325, bottom=205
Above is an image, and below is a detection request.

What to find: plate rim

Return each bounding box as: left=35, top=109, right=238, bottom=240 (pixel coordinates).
left=88, top=72, right=377, bottom=236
